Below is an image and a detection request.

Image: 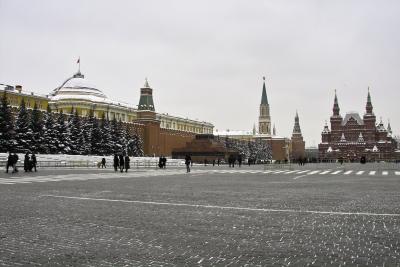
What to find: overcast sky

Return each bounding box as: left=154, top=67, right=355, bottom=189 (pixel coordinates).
left=1, top=0, right=399, bottom=146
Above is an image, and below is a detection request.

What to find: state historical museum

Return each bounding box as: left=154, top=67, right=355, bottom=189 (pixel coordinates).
left=318, top=89, right=397, bottom=161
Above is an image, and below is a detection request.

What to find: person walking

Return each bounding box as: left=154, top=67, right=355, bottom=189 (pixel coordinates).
left=24, top=152, right=30, bottom=172
left=238, top=154, right=242, bottom=167
left=158, top=156, right=163, bottom=169
left=124, top=155, right=130, bottom=172
left=31, top=153, right=37, bottom=172
left=217, top=158, right=220, bottom=166
left=162, top=156, right=167, bottom=169
left=113, top=154, right=119, bottom=172
left=101, top=158, right=106, bottom=168
left=119, top=154, right=125, bottom=172
left=185, top=154, right=191, bottom=173
left=213, top=159, right=215, bottom=166
left=12, top=153, right=19, bottom=173
left=6, top=152, right=12, bottom=173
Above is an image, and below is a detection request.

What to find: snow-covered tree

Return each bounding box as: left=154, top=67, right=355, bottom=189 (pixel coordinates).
left=249, top=139, right=272, bottom=162
left=0, top=92, right=16, bottom=152
left=15, top=99, right=33, bottom=152
left=68, top=110, right=84, bottom=154
left=54, top=111, right=71, bottom=153
left=90, top=116, right=102, bottom=155
left=126, top=129, right=144, bottom=157
left=100, top=113, right=113, bottom=155
left=110, top=117, right=125, bottom=154
left=81, top=111, right=94, bottom=154
left=30, top=102, right=44, bottom=153
left=42, top=106, right=58, bottom=153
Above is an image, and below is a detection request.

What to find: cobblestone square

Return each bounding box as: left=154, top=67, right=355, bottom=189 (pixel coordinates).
left=0, top=165, right=400, bottom=266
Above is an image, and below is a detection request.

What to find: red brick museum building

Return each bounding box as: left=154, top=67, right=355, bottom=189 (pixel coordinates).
left=318, top=89, right=398, bottom=161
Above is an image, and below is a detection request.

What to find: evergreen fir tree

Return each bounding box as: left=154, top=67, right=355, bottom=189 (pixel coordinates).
left=100, top=113, right=113, bottom=155
left=110, top=117, right=122, bottom=153
left=15, top=98, right=33, bottom=152
left=42, top=106, right=58, bottom=153
left=90, top=116, right=102, bottom=155
left=0, top=92, right=16, bottom=152
left=54, top=111, right=71, bottom=153
left=127, top=129, right=144, bottom=157
left=68, top=110, right=84, bottom=154
left=30, top=102, right=44, bottom=153
left=81, top=110, right=94, bottom=154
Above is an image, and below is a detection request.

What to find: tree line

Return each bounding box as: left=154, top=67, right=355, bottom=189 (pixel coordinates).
left=219, top=136, right=272, bottom=162
left=0, top=92, right=143, bottom=156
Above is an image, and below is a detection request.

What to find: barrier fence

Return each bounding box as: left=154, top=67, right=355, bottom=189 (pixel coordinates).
left=0, top=159, right=185, bottom=169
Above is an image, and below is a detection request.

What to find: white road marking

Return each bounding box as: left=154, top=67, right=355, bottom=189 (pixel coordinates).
left=331, top=170, right=342, bottom=175
left=285, top=170, right=299, bottom=174
left=319, top=170, right=331, bottom=175
left=344, top=170, right=353, bottom=175
left=41, top=195, right=400, bottom=217
left=293, top=174, right=311, bottom=180
left=272, top=170, right=287, bottom=174
left=369, top=171, right=376, bottom=175
left=296, top=170, right=310, bottom=174
left=382, top=171, right=388, bottom=176
left=396, top=171, right=400, bottom=176
left=308, top=170, right=320, bottom=175
left=356, top=171, right=364, bottom=175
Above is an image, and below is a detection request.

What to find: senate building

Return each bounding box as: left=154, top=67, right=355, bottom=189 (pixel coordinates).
left=1, top=68, right=214, bottom=156
left=318, top=90, right=398, bottom=161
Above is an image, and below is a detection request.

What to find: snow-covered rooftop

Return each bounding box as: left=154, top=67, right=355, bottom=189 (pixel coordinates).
left=342, top=112, right=364, bottom=126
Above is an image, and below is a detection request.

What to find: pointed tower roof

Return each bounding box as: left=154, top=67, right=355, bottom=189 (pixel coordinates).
left=366, top=87, right=373, bottom=114
left=292, top=110, right=302, bottom=134
left=387, top=120, right=392, bottom=134
left=138, top=78, right=155, bottom=111
left=332, top=89, right=340, bottom=116
left=261, top=76, right=268, bottom=105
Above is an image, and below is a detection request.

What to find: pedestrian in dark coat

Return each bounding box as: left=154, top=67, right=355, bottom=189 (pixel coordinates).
left=6, top=152, right=12, bottom=173
left=113, top=154, right=119, bottom=172
left=159, top=156, right=163, bottom=169
left=101, top=158, right=106, bottom=168
left=31, top=153, right=37, bottom=172
left=119, top=155, right=125, bottom=172
left=162, top=157, right=167, bottom=169
left=24, top=152, right=30, bottom=172
left=185, top=154, right=191, bottom=173
left=238, top=155, right=242, bottom=167
left=12, top=153, right=19, bottom=173
left=124, top=156, right=130, bottom=172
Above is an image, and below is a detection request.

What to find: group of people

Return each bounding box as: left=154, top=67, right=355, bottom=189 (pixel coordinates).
left=158, top=156, right=167, bottom=169
left=24, top=152, right=37, bottom=172
left=5, top=152, right=20, bottom=173
left=113, top=154, right=130, bottom=172
left=228, top=154, right=242, bottom=168
left=5, top=152, right=37, bottom=173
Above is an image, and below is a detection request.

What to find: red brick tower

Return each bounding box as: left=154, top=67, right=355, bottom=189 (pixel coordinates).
left=290, top=111, right=305, bottom=160
left=330, top=90, right=343, bottom=142
left=136, top=78, right=161, bottom=156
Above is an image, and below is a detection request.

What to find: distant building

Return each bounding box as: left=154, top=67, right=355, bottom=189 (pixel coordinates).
left=318, top=89, right=397, bottom=161
left=214, top=77, right=305, bottom=161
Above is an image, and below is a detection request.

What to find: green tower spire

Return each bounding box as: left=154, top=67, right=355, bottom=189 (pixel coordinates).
left=261, top=76, right=268, bottom=105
